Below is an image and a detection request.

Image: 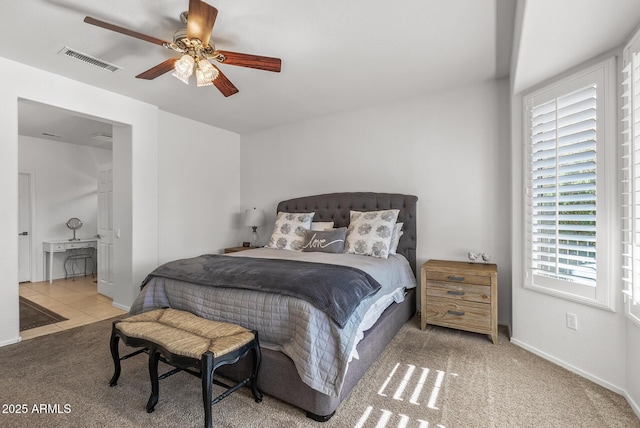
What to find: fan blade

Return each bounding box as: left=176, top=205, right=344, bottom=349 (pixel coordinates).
left=84, top=16, right=170, bottom=46
left=136, top=58, right=178, bottom=80
left=215, top=50, right=281, bottom=72
left=211, top=64, right=239, bottom=97
left=187, top=0, right=218, bottom=47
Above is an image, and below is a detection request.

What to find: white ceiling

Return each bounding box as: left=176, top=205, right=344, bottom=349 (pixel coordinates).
left=513, top=0, right=640, bottom=94
left=4, top=1, right=640, bottom=144
left=2, top=0, right=510, bottom=138
left=18, top=100, right=114, bottom=150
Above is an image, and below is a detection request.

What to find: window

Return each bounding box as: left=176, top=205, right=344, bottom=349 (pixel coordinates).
left=622, top=32, right=640, bottom=324
left=523, top=58, right=616, bottom=310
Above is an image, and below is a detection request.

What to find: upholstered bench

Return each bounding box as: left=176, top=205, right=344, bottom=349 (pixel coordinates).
left=108, top=308, right=262, bottom=428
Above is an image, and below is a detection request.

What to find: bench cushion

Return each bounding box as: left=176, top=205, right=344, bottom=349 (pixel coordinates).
left=117, top=309, right=255, bottom=359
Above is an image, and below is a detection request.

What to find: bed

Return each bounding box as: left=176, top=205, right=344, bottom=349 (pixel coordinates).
left=129, top=192, right=418, bottom=421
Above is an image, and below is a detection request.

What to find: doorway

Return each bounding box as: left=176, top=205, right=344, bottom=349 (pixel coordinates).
left=17, top=100, right=124, bottom=338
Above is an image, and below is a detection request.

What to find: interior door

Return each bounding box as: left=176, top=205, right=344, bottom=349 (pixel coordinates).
left=18, top=173, right=31, bottom=282
left=97, top=163, right=114, bottom=297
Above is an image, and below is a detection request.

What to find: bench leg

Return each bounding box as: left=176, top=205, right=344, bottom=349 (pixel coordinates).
left=146, top=350, right=160, bottom=413
left=201, top=352, right=214, bottom=428
left=250, top=338, right=263, bottom=403
left=109, top=325, right=121, bottom=387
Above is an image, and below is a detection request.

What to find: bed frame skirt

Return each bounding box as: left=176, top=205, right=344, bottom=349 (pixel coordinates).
left=216, top=288, right=416, bottom=420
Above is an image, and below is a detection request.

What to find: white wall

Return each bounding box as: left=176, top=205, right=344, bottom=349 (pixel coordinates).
left=241, top=79, right=513, bottom=327
left=510, top=71, right=629, bottom=398
left=508, top=4, right=640, bottom=415
left=0, top=57, right=159, bottom=345
left=627, top=318, right=640, bottom=414
left=19, top=136, right=112, bottom=281
left=158, top=111, right=241, bottom=263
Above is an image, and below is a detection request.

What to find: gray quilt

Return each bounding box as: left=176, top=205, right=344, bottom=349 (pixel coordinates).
left=129, top=248, right=417, bottom=397
left=140, top=254, right=382, bottom=328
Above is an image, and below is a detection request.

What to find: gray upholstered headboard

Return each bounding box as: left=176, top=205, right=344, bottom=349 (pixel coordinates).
left=277, top=192, right=418, bottom=276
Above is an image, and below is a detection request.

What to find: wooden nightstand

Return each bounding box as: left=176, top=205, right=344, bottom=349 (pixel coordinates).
left=421, top=259, right=498, bottom=344
left=224, top=246, right=254, bottom=254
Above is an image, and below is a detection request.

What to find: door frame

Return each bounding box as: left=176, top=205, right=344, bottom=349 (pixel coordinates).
left=3, top=91, right=159, bottom=346
left=18, top=171, right=37, bottom=282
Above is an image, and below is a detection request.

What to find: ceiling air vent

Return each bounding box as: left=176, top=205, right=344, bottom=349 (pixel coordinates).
left=42, top=132, right=61, bottom=138
left=92, top=133, right=113, bottom=143
left=58, top=46, right=121, bottom=72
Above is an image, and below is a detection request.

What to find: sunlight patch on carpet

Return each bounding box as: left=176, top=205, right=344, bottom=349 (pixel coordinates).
left=355, top=406, right=441, bottom=428
left=356, top=361, right=458, bottom=427
left=378, top=363, right=457, bottom=407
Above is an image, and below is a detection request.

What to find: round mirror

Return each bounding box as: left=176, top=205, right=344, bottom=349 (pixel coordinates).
left=66, top=217, right=83, bottom=241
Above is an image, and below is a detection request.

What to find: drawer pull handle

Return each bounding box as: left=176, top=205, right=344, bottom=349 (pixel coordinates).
left=447, top=290, right=465, bottom=296
left=447, top=275, right=465, bottom=282
left=447, top=310, right=465, bottom=316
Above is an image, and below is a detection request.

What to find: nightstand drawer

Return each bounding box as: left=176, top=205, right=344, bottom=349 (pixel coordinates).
left=426, top=270, right=491, bottom=286
left=67, top=242, right=94, bottom=249
left=426, top=297, right=491, bottom=331
left=426, top=281, right=491, bottom=304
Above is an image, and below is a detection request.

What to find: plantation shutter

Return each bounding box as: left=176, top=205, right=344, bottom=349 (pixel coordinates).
left=528, top=85, right=597, bottom=287
left=622, top=52, right=640, bottom=305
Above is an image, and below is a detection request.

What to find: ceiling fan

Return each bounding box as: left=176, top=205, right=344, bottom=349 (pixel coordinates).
left=83, top=0, right=281, bottom=97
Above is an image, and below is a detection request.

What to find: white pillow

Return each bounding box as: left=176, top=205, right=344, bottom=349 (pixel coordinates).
left=311, top=221, right=334, bottom=231
left=345, top=209, right=400, bottom=258
left=389, top=222, right=404, bottom=255
left=266, top=212, right=315, bottom=251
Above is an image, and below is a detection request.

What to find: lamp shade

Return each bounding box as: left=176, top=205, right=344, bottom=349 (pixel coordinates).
left=244, top=207, right=266, bottom=227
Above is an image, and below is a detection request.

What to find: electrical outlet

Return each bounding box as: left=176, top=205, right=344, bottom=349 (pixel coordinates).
left=566, top=312, right=578, bottom=330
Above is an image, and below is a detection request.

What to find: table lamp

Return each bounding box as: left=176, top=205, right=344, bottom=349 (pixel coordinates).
left=244, top=207, right=266, bottom=247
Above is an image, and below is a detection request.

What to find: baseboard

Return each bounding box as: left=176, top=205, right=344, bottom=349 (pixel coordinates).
left=624, top=390, right=640, bottom=420
left=0, top=336, right=22, bottom=347
left=512, top=338, right=640, bottom=419
left=510, top=338, right=625, bottom=396
left=112, top=302, right=130, bottom=312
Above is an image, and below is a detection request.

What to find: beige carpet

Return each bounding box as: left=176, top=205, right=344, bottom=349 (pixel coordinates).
left=0, top=316, right=637, bottom=428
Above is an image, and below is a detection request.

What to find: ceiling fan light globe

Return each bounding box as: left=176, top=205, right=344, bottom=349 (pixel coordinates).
left=195, top=59, right=218, bottom=86
left=198, top=58, right=215, bottom=73
left=172, top=54, right=194, bottom=84
left=196, top=69, right=213, bottom=86
left=172, top=68, right=192, bottom=84
left=174, top=54, right=194, bottom=73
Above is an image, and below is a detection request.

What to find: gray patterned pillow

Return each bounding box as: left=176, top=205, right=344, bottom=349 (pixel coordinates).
left=301, top=228, right=347, bottom=253
left=266, top=212, right=315, bottom=251
left=345, top=209, right=400, bottom=258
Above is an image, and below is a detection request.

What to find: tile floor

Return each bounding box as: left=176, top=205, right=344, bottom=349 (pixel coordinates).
left=19, top=276, right=126, bottom=341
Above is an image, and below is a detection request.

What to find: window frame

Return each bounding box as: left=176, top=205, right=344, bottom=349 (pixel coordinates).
left=622, top=29, right=640, bottom=326
left=522, top=57, right=617, bottom=311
